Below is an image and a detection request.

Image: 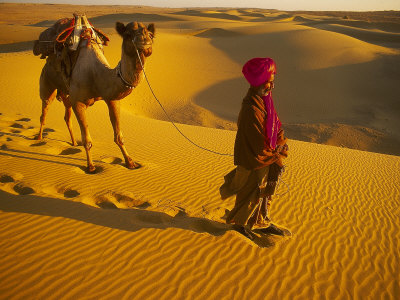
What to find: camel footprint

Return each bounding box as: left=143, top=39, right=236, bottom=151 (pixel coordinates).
left=0, top=174, right=34, bottom=195
left=73, top=165, right=105, bottom=175
left=113, top=192, right=151, bottom=209
left=16, top=118, right=31, bottom=122
left=101, top=156, right=123, bottom=165
left=0, top=173, right=23, bottom=183
left=13, top=183, right=35, bottom=195
left=15, top=118, right=34, bottom=131
left=31, top=141, right=47, bottom=147
left=95, top=196, right=118, bottom=209
left=41, top=128, right=55, bottom=137
left=95, top=192, right=150, bottom=209
left=10, top=123, right=24, bottom=129
left=59, top=148, right=82, bottom=155
left=0, top=174, right=15, bottom=183
left=57, top=187, right=80, bottom=198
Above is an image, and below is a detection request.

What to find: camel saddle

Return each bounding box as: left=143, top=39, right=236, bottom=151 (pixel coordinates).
left=33, top=13, right=109, bottom=59
left=33, top=14, right=109, bottom=87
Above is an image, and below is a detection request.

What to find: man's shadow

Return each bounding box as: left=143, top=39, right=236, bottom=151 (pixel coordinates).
left=0, top=190, right=229, bottom=236
left=0, top=190, right=285, bottom=248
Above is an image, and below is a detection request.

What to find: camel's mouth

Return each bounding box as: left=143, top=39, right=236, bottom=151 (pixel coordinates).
left=135, top=42, right=152, bottom=50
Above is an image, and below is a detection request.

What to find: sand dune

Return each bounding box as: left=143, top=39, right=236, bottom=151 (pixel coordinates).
left=1, top=4, right=400, bottom=299
left=172, top=9, right=243, bottom=21
left=194, top=27, right=244, bottom=38
left=292, top=16, right=400, bottom=47
left=292, top=10, right=400, bottom=32
left=1, top=108, right=399, bottom=299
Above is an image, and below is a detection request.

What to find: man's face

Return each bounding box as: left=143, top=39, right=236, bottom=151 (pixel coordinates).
left=261, top=74, right=275, bottom=96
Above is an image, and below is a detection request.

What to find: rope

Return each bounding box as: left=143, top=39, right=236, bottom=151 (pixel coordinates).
left=132, top=46, right=290, bottom=209
left=134, top=47, right=233, bottom=157
left=274, top=170, right=290, bottom=197
left=134, top=46, right=291, bottom=196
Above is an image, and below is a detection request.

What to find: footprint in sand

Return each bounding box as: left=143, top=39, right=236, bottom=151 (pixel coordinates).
left=96, top=197, right=118, bottom=209
left=10, top=123, right=24, bottom=129
left=43, top=128, right=55, bottom=133
left=135, top=202, right=151, bottom=209
left=73, top=165, right=105, bottom=175
left=57, top=186, right=80, bottom=198
left=101, top=156, right=123, bottom=165
left=59, top=148, right=82, bottom=155
left=30, top=141, right=47, bottom=147
left=10, top=129, right=22, bottom=134
left=0, top=173, right=23, bottom=183
left=113, top=192, right=151, bottom=208
left=64, top=189, right=80, bottom=198
left=95, top=193, right=151, bottom=209
left=6, top=137, right=12, bottom=141
left=16, top=118, right=31, bottom=122
left=13, top=183, right=35, bottom=195
left=0, top=174, right=15, bottom=183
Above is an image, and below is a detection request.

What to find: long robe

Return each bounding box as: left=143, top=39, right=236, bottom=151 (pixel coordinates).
left=234, top=89, right=277, bottom=169
left=221, top=88, right=286, bottom=229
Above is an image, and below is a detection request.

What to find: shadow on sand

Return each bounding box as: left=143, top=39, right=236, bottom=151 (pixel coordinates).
left=191, top=29, right=400, bottom=155
left=0, top=190, right=281, bottom=248
left=0, top=41, right=34, bottom=53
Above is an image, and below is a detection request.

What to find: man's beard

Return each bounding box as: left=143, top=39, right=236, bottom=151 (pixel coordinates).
left=257, top=86, right=272, bottom=96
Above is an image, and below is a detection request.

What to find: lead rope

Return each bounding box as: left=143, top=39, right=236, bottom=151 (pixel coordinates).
left=134, top=46, right=233, bottom=157
left=134, top=45, right=290, bottom=196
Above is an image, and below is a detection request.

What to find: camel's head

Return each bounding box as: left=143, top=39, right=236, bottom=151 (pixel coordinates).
left=116, top=21, right=155, bottom=57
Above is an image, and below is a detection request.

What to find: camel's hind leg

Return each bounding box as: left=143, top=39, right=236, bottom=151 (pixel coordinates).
left=59, top=93, right=77, bottom=146
left=72, top=101, right=96, bottom=173
left=107, top=100, right=140, bottom=169
left=36, top=89, right=57, bottom=140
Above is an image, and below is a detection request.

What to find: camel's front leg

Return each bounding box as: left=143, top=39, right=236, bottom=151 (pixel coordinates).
left=72, top=101, right=95, bottom=173
left=36, top=89, right=57, bottom=140
left=107, top=100, right=140, bottom=169
left=60, top=94, right=77, bottom=146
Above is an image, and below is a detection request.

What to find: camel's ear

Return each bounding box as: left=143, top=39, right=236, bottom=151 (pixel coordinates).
left=147, top=23, right=155, bottom=37
left=116, top=22, right=126, bottom=37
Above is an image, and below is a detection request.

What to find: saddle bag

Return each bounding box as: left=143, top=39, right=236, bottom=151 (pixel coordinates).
left=33, top=18, right=74, bottom=59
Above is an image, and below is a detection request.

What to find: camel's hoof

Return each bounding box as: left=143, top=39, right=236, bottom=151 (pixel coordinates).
left=71, top=141, right=78, bottom=147
left=126, top=160, right=141, bottom=169
left=34, top=135, right=42, bottom=141
left=87, top=165, right=96, bottom=174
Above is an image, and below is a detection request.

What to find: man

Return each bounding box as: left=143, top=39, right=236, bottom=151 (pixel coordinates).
left=220, top=57, right=288, bottom=240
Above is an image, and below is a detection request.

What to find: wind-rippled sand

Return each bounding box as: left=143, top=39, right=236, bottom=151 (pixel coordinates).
left=1, top=4, right=399, bottom=299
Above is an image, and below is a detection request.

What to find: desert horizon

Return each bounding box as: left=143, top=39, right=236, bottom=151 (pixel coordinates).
left=0, top=3, right=399, bottom=299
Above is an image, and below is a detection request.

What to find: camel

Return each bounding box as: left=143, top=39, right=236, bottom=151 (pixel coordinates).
left=36, top=20, right=155, bottom=173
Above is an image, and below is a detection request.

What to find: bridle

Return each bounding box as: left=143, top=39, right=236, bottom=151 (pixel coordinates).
left=117, top=30, right=153, bottom=89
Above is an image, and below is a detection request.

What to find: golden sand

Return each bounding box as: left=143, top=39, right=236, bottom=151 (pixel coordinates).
left=0, top=4, right=399, bottom=299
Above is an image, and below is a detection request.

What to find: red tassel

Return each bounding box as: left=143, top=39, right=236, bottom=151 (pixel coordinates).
left=56, top=26, right=75, bottom=43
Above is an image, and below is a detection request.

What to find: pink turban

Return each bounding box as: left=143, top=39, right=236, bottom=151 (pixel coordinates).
left=242, top=57, right=276, bottom=87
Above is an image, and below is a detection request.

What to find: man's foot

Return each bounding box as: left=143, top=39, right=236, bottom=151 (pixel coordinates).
left=255, top=223, right=286, bottom=236
left=233, top=225, right=257, bottom=241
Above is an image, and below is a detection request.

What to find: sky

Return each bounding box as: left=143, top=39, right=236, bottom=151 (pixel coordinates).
left=2, top=0, right=399, bottom=11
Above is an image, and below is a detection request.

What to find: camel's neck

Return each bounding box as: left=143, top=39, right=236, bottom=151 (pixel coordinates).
left=71, top=42, right=147, bottom=101
left=119, top=50, right=145, bottom=89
